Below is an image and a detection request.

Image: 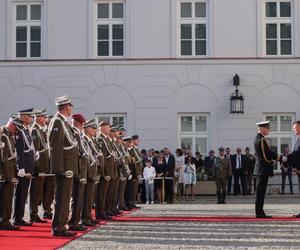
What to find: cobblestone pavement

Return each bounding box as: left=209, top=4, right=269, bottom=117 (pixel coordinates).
left=61, top=195, right=300, bottom=250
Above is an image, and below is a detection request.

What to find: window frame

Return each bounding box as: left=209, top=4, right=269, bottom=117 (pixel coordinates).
left=177, top=0, right=210, bottom=58
left=262, top=0, right=294, bottom=57
left=12, top=1, right=43, bottom=60
left=95, top=113, right=127, bottom=128
left=94, top=0, right=126, bottom=58
left=177, top=113, right=209, bottom=156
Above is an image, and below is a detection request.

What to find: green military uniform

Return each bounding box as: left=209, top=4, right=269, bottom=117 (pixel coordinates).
left=129, top=145, right=142, bottom=206
left=213, top=151, right=232, bottom=204
left=111, top=138, right=121, bottom=213
left=49, top=111, right=78, bottom=234
left=30, top=121, right=49, bottom=222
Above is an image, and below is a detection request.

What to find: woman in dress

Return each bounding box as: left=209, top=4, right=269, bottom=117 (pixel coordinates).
left=154, top=153, right=166, bottom=204
left=184, top=157, right=197, bottom=201
left=175, top=149, right=185, bottom=200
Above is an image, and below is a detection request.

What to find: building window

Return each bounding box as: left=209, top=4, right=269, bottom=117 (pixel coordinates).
left=264, top=113, right=294, bottom=170
left=96, top=1, right=124, bottom=57
left=14, top=3, right=42, bottom=58
left=179, top=0, right=208, bottom=56
left=264, top=0, right=293, bottom=56
left=178, top=113, right=209, bottom=155
left=96, top=113, right=126, bottom=128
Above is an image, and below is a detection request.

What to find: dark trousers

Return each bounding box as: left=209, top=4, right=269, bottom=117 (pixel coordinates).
left=113, top=178, right=120, bottom=210
left=0, top=182, right=14, bottom=226
left=82, top=181, right=95, bottom=224
left=106, top=179, right=116, bottom=213
left=245, top=175, right=254, bottom=194
left=13, top=177, right=31, bottom=222
left=30, top=176, right=45, bottom=220
left=255, top=175, right=269, bottom=216
left=42, top=176, right=55, bottom=214
left=227, top=175, right=232, bottom=194
left=165, top=178, right=174, bottom=203
left=124, top=179, right=133, bottom=207
left=52, top=176, right=72, bottom=231
left=234, top=170, right=246, bottom=195
left=118, top=179, right=127, bottom=208
left=69, top=181, right=85, bottom=226
left=282, top=172, right=293, bottom=194
left=96, top=179, right=109, bottom=217
left=130, top=180, right=139, bottom=205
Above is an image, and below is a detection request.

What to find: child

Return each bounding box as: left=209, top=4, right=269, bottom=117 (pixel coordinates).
left=143, top=159, right=156, bottom=204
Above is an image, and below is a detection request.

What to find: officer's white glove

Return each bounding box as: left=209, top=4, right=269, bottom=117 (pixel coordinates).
left=104, top=176, right=111, bottom=182
left=79, top=178, right=87, bottom=185
left=17, top=169, right=26, bottom=178
left=128, top=175, right=132, bottom=180
left=35, top=151, right=40, bottom=161
left=0, top=175, right=4, bottom=183
left=64, top=170, right=73, bottom=178
left=137, top=175, right=142, bottom=179
left=11, top=177, right=19, bottom=185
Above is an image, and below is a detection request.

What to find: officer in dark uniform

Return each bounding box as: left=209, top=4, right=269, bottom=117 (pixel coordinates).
left=29, top=109, right=48, bottom=223
left=49, top=95, right=78, bottom=237
left=253, top=121, right=280, bottom=218
left=0, top=116, right=22, bottom=230
left=68, top=114, right=88, bottom=231
left=124, top=136, right=135, bottom=209
left=13, top=108, right=36, bottom=226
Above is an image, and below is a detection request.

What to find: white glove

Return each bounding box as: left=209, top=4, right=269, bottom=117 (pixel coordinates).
left=79, top=178, right=87, bottom=184
left=128, top=175, right=132, bottom=180
left=35, top=151, right=40, bottom=161
left=64, top=170, right=73, bottom=178
left=104, top=176, right=111, bottom=182
left=17, top=169, right=26, bottom=178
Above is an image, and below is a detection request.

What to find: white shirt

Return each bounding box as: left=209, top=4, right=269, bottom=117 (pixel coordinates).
left=236, top=154, right=242, bottom=169
left=143, top=166, right=156, bottom=184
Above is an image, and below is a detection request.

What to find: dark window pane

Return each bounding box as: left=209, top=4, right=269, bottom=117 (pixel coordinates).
left=31, top=5, right=41, bottom=20
left=181, top=2, right=192, bottom=18
left=195, top=40, right=206, bottom=55
left=16, top=5, right=27, bottom=20
left=16, top=26, right=27, bottom=41
left=266, top=40, right=277, bottom=55
left=98, top=41, right=109, bottom=56
left=112, top=117, right=124, bottom=127
left=195, top=2, right=206, bottom=17
left=98, top=25, right=109, bottom=40
left=98, top=3, right=109, bottom=18
left=266, top=24, right=277, bottom=39
left=181, top=24, right=192, bottom=39
left=112, top=3, right=123, bottom=18
left=113, top=25, right=123, bottom=39
left=181, top=40, right=192, bottom=55
left=281, top=40, right=291, bottom=55
left=113, top=41, right=124, bottom=56
left=266, top=2, right=277, bottom=17
left=280, top=23, right=291, bottom=38
left=16, top=43, right=27, bottom=57
left=30, top=26, right=41, bottom=41
left=30, top=42, right=41, bottom=57
left=280, top=2, right=291, bottom=17
left=195, top=24, right=206, bottom=39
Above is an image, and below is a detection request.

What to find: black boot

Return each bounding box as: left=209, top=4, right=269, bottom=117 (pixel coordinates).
left=216, top=192, right=221, bottom=204
left=221, top=191, right=226, bottom=204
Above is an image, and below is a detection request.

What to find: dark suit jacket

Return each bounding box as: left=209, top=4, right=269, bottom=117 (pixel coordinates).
left=164, top=154, right=175, bottom=177
left=204, top=156, right=215, bottom=172
left=288, top=138, right=300, bottom=169
left=231, top=154, right=246, bottom=175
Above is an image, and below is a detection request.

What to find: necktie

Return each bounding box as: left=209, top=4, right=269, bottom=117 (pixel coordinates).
left=238, top=156, right=241, bottom=169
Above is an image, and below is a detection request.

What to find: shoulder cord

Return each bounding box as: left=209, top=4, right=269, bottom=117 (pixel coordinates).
left=261, top=138, right=274, bottom=164
left=133, top=147, right=141, bottom=163
left=32, top=126, right=48, bottom=153
left=20, top=129, right=35, bottom=153
left=2, top=133, right=17, bottom=161
left=98, top=137, right=116, bottom=159
left=83, top=135, right=98, bottom=166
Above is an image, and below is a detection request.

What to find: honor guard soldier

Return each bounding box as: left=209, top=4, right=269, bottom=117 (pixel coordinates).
left=129, top=135, right=142, bottom=208
left=213, top=147, right=232, bottom=204
left=13, top=108, right=36, bottom=227
left=42, top=115, right=54, bottom=219
left=82, top=119, right=100, bottom=226
left=0, top=116, right=22, bottom=230
left=29, top=109, right=48, bottom=223
left=96, top=121, right=114, bottom=219
left=254, top=121, right=280, bottom=218
left=124, top=136, right=135, bottom=209
left=48, top=95, right=78, bottom=237
left=68, top=114, right=88, bottom=231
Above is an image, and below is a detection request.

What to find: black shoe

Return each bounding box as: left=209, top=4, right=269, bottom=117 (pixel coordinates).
left=293, top=213, right=300, bottom=218
left=31, top=217, right=48, bottom=223
left=82, top=222, right=94, bottom=227
left=0, top=224, right=20, bottom=230
left=133, top=205, right=141, bottom=209
left=256, top=214, right=272, bottom=218
left=14, top=220, right=33, bottom=226
left=91, top=219, right=99, bottom=225
left=43, top=212, right=53, bottom=219
left=52, top=230, right=77, bottom=237
left=69, top=225, right=87, bottom=231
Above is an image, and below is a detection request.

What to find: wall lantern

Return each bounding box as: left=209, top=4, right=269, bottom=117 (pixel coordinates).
left=230, top=74, right=244, bottom=114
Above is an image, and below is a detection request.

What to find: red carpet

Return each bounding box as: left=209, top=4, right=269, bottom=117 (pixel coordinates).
left=0, top=209, right=137, bottom=250
left=114, top=216, right=300, bottom=222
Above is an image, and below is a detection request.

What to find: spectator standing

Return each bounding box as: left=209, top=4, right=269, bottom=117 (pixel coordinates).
left=194, top=152, right=203, bottom=174
left=163, top=148, right=175, bottom=204
left=232, top=148, right=246, bottom=195
left=175, top=149, right=185, bottom=199
left=154, top=154, right=166, bottom=204
left=184, top=157, right=196, bottom=201
left=143, top=159, right=156, bottom=204
left=225, top=147, right=234, bottom=195
left=244, top=147, right=256, bottom=195
left=204, top=150, right=215, bottom=176
left=280, top=147, right=293, bottom=194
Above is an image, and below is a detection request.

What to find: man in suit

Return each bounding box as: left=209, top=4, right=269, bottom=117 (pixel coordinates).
left=48, top=95, right=78, bottom=237
left=253, top=121, right=280, bottom=218
left=231, top=148, right=246, bottom=196
left=204, top=150, right=215, bottom=175
left=288, top=121, right=300, bottom=217
left=163, top=147, right=175, bottom=204
left=225, top=147, right=234, bottom=195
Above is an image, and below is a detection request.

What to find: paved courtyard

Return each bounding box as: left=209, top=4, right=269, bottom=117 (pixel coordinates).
left=62, top=195, right=300, bottom=250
